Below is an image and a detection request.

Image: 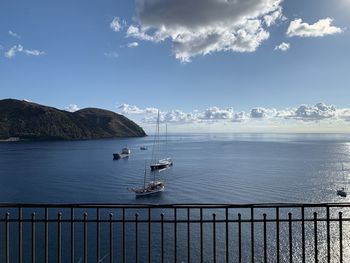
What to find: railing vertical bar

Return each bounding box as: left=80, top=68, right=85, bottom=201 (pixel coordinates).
left=97, top=208, right=100, bottom=263
left=213, top=213, right=216, bottom=263
left=200, top=208, right=203, bottom=263
left=58, top=212, right=62, bottom=263
left=5, top=212, right=9, bottom=263
left=18, top=208, right=22, bottom=263
left=70, top=207, right=74, bottom=263
left=276, top=207, right=280, bottom=263
left=187, top=208, right=190, bottom=263
left=135, top=213, right=139, bottom=263
left=326, top=206, right=330, bottom=263
left=109, top=213, right=113, bottom=263
left=339, top=212, right=343, bottom=263
left=45, top=208, right=48, bottom=263
left=226, top=208, right=229, bottom=263
left=122, top=208, right=125, bottom=263
left=251, top=207, right=254, bottom=263
left=263, top=214, right=267, bottom=263
left=84, top=213, right=88, bottom=263
left=161, top=213, right=164, bottom=263
left=314, top=212, right=318, bottom=263
left=301, top=206, right=305, bottom=263
left=148, top=208, right=151, bottom=263
left=174, top=208, right=177, bottom=263
left=32, top=213, right=35, bottom=263
left=238, top=213, right=242, bottom=263
left=288, top=213, right=293, bottom=263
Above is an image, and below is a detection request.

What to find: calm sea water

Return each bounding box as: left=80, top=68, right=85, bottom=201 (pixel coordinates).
left=0, top=133, right=349, bottom=204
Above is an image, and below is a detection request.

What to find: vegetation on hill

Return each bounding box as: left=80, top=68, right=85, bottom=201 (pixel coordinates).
left=0, top=99, right=146, bottom=140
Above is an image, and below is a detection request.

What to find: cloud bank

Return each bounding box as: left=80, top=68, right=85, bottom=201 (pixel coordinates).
left=117, top=103, right=350, bottom=125
left=124, top=0, right=284, bottom=62
left=287, top=18, right=343, bottom=37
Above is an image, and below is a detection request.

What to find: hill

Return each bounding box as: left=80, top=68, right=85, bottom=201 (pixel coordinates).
left=0, top=99, right=146, bottom=140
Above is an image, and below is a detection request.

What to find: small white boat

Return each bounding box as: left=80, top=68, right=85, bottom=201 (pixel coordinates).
left=150, top=158, right=173, bottom=171
left=337, top=164, right=347, bottom=197
left=337, top=187, right=347, bottom=197
left=113, top=147, right=131, bottom=159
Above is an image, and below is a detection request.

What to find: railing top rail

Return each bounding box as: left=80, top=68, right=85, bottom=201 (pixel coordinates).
left=0, top=202, right=350, bottom=209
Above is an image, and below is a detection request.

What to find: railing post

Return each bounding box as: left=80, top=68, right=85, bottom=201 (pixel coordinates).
left=226, top=207, right=229, bottom=263
left=149, top=208, right=152, bottom=263
left=326, top=206, right=330, bottom=263
left=200, top=208, right=203, bottom=263
left=187, top=208, right=190, bottom=263
left=96, top=208, right=100, bottom=263
left=276, top=207, right=280, bottom=263
left=339, top=212, right=343, bottom=263
left=238, top=213, right=242, bottom=263
left=5, top=212, right=10, bottom=263
left=70, top=207, right=74, bottom=263
left=263, top=213, right=267, bottom=263
left=45, top=208, right=49, bottom=263
left=122, top=208, right=125, bottom=263
left=251, top=207, right=254, bottom=263
left=314, top=212, right=318, bottom=263
left=57, top=212, right=62, bottom=263
left=213, top=213, right=216, bottom=263
left=135, top=213, right=139, bottom=263
left=18, top=208, right=22, bottom=263
left=109, top=213, right=113, bottom=263
left=288, top=213, right=293, bottom=263
left=84, top=212, right=88, bottom=263
left=161, top=213, right=164, bottom=263
left=174, top=208, right=177, bottom=263
left=301, top=206, right=305, bottom=263
left=32, top=212, right=35, bottom=263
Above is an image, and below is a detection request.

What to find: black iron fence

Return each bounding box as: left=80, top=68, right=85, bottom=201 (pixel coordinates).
left=0, top=203, right=349, bottom=262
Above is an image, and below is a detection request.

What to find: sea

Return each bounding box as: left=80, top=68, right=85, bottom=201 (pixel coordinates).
left=0, top=133, right=349, bottom=204
left=0, top=133, right=350, bottom=262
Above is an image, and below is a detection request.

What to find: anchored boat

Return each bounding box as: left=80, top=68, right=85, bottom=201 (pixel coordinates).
left=113, top=147, right=131, bottom=160
left=129, top=164, right=165, bottom=197
left=150, top=112, right=173, bottom=171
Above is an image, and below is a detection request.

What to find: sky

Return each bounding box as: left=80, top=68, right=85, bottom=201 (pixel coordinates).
left=1, top=0, right=350, bottom=133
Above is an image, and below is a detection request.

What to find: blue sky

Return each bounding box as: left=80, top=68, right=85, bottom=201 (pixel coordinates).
left=1, top=0, right=350, bottom=132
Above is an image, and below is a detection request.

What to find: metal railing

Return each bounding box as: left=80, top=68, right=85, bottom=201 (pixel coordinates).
left=0, top=203, right=349, bottom=262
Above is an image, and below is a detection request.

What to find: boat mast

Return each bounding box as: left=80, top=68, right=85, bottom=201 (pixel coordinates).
left=144, top=161, right=147, bottom=189
left=165, top=123, right=167, bottom=158
left=157, top=111, right=160, bottom=162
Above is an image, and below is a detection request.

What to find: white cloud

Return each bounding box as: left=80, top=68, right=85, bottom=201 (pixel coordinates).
left=125, top=0, right=284, bottom=62
left=4, top=44, right=45, bottom=58
left=110, top=17, right=124, bottom=32
left=4, top=44, right=23, bottom=58
left=65, top=104, right=80, bottom=112
left=274, top=42, right=290, bottom=51
left=287, top=18, right=343, bottom=37
left=118, top=104, right=158, bottom=114
left=8, top=30, right=21, bottom=39
left=127, top=42, right=139, bottom=48
left=104, top=51, right=119, bottom=58
left=282, top=103, right=337, bottom=121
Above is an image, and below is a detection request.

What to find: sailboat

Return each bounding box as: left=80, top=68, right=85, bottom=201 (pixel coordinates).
left=129, top=163, right=165, bottom=197
left=337, top=164, right=347, bottom=197
left=150, top=112, right=173, bottom=171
